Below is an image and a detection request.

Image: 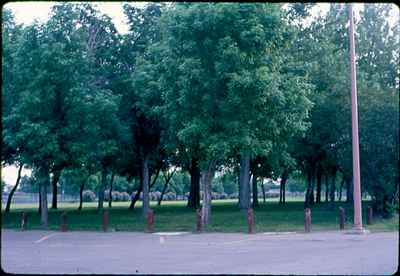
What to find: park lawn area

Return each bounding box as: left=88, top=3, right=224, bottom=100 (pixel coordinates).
left=1, top=199, right=398, bottom=233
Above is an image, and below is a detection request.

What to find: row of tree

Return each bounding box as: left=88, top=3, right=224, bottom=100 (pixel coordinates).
left=2, top=3, right=398, bottom=228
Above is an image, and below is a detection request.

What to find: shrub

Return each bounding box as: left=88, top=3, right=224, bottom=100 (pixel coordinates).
left=229, top=193, right=238, bottom=199
left=82, top=190, right=96, bottom=202
left=120, top=192, right=130, bottom=201
left=112, top=191, right=122, bottom=201
left=149, top=192, right=159, bottom=201
left=164, top=192, right=176, bottom=201
left=153, top=191, right=161, bottom=201
left=104, top=190, right=110, bottom=201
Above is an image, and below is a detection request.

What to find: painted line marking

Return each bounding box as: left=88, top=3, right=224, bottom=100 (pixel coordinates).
left=153, top=232, right=189, bottom=236
left=34, top=233, right=58, bottom=244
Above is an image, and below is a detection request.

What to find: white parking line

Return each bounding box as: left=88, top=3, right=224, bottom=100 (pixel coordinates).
left=153, top=232, right=189, bottom=236
left=34, top=233, right=58, bottom=244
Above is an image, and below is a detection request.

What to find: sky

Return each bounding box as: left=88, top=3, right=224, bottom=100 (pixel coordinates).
left=4, top=1, right=148, bottom=34
left=4, top=2, right=399, bottom=34
left=6, top=2, right=391, bottom=33
left=1, top=2, right=399, bottom=187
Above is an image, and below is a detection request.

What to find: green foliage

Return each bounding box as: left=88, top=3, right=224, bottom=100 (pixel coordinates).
left=1, top=179, right=6, bottom=194
left=213, top=171, right=238, bottom=195
left=1, top=3, right=398, bottom=218
left=134, top=3, right=312, bottom=170
left=18, top=174, right=38, bottom=193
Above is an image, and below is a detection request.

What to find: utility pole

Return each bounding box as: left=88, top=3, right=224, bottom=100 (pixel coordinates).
left=348, top=3, right=366, bottom=234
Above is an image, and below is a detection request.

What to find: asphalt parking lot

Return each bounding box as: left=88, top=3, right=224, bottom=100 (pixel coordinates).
left=1, top=229, right=398, bottom=274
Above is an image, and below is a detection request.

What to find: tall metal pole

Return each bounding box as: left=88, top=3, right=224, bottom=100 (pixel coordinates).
left=348, top=3, right=363, bottom=232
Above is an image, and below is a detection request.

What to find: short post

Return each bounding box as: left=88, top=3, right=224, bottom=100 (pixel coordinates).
left=367, top=206, right=373, bottom=225
left=146, top=209, right=154, bottom=233
left=21, top=212, right=27, bottom=231
left=196, top=208, right=203, bottom=233
left=102, top=210, right=109, bottom=232
left=339, top=207, right=345, bottom=230
left=60, top=211, right=68, bottom=232
left=247, top=208, right=255, bottom=234
left=304, top=208, right=311, bottom=233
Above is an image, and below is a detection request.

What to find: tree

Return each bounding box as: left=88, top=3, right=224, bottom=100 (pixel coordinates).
left=136, top=3, right=312, bottom=226
left=120, top=3, right=165, bottom=216
left=1, top=8, right=24, bottom=213
left=290, top=4, right=352, bottom=208
left=3, top=3, right=121, bottom=224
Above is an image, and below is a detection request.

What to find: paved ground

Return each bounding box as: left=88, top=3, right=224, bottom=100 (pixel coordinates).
left=1, top=229, right=398, bottom=275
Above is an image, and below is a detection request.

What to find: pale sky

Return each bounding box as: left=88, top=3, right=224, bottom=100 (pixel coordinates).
left=1, top=2, right=399, bottom=187
left=4, top=1, right=147, bottom=34
left=4, top=2, right=399, bottom=34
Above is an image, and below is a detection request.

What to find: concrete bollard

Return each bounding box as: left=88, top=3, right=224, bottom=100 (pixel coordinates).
left=196, top=208, right=203, bottom=233
left=339, top=207, right=345, bottom=230
left=146, top=209, right=154, bottom=233
left=60, top=211, right=68, bottom=232
left=102, top=210, right=109, bottom=232
left=21, top=212, right=28, bottom=231
left=247, top=208, right=255, bottom=234
left=304, top=208, right=311, bottom=233
left=367, top=206, right=373, bottom=225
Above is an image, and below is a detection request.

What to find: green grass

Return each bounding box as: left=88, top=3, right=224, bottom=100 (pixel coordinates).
left=1, top=199, right=398, bottom=233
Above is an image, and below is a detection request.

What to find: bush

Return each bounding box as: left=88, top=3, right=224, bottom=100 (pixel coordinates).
left=82, top=190, right=96, bottom=202
left=229, top=193, right=238, bottom=199
left=149, top=192, right=160, bottom=201
left=104, top=190, right=110, bottom=201
left=112, top=191, right=122, bottom=201
left=153, top=191, right=161, bottom=201
left=164, top=192, right=176, bottom=201
left=120, top=192, right=130, bottom=201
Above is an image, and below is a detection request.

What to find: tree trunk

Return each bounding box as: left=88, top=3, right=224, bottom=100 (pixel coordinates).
left=98, top=167, right=107, bottom=210
left=346, top=177, right=353, bottom=203
left=325, top=174, right=329, bottom=202
left=188, top=157, right=201, bottom=209
left=281, top=170, right=288, bottom=205
left=129, top=176, right=143, bottom=210
left=51, top=169, right=62, bottom=209
left=309, top=167, right=315, bottom=205
left=261, top=179, right=266, bottom=203
left=316, top=165, right=322, bottom=203
left=252, top=174, right=259, bottom=208
left=338, top=176, right=345, bottom=201
left=158, top=179, right=169, bottom=206
left=108, top=172, right=115, bottom=208
left=201, top=159, right=217, bottom=227
left=78, top=177, right=87, bottom=211
left=128, top=167, right=159, bottom=210
left=305, top=166, right=313, bottom=208
left=158, top=168, right=176, bottom=206
left=150, top=167, right=161, bottom=190
left=239, top=155, right=251, bottom=209
left=330, top=169, right=337, bottom=203
left=142, top=155, right=150, bottom=217
left=38, top=185, right=41, bottom=214
left=39, top=165, right=50, bottom=229
left=5, top=164, right=23, bottom=213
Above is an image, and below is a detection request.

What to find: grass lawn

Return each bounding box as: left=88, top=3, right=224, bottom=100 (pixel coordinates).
left=1, top=198, right=398, bottom=233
